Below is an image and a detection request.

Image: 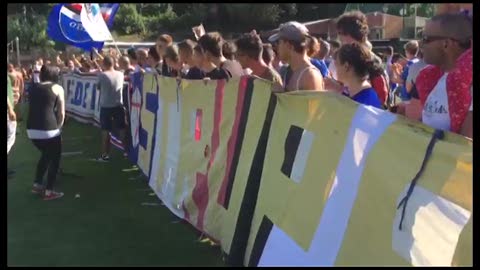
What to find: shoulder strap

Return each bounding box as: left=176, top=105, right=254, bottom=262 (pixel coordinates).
left=282, top=67, right=291, bottom=91
left=296, top=66, right=314, bottom=90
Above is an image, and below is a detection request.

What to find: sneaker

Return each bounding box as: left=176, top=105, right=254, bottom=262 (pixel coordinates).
left=43, top=190, right=64, bottom=201
left=95, top=154, right=110, bottom=162
left=32, top=184, right=45, bottom=194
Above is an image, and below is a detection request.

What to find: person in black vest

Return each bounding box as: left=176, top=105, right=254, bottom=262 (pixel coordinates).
left=27, top=65, right=65, bottom=200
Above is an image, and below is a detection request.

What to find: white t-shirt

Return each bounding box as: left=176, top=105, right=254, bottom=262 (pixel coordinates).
left=422, top=73, right=450, bottom=131
left=387, top=56, right=393, bottom=69
left=406, top=59, right=428, bottom=85
left=328, top=61, right=337, bottom=80
left=33, top=64, right=42, bottom=83
left=423, top=75, right=473, bottom=132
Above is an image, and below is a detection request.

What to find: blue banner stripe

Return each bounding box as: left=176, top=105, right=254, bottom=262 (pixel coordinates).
left=146, top=93, right=158, bottom=113
left=139, top=127, right=148, bottom=150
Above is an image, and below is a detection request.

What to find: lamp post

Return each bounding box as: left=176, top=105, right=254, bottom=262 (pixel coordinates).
left=412, top=4, right=419, bottom=38
left=400, top=7, right=406, bottom=39
left=382, top=5, right=389, bottom=39
left=15, top=37, right=20, bottom=68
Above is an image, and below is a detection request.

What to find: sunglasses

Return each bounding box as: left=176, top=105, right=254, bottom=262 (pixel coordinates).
left=421, top=35, right=461, bottom=44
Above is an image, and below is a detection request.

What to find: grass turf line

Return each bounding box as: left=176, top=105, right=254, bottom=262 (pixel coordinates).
left=7, top=120, right=226, bottom=267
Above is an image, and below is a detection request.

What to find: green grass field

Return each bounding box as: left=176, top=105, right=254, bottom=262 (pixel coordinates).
left=7, top=119, right=226, bottom=267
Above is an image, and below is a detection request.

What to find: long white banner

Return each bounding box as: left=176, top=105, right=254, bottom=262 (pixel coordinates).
left=61, top=72, right=129, bottom=127
left=61, top=72, right=129, bottom=150
left=62, top=72, right=101, bottom=125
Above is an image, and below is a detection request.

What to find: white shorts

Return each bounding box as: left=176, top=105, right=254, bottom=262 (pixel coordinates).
left=7, top=113, right=16, bottom=154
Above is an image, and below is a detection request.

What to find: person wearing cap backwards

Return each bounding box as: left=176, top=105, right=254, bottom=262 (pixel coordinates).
left=268, top=21, right=324, bottom=92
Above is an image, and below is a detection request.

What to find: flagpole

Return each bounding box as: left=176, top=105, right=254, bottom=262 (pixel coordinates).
left=81, top=3, right=122, bottom=57
left=7, top=41, right=10, bottom=64
left=110, top=36, right=123, bottom=56
left=15, top=37, right=21, bottom=68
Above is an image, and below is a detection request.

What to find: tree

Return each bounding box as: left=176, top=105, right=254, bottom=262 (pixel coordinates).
left=172, top=4, right=208, bottom=29
left=7, top=3, right=356, bottom=47
left=220, top=4, right=282, bottom=32
left=280, top=4, right=297, bottom=18
left=113, top=4, right=146, bottom=35
left=8, top=14, right=55, bottom=54
left=139, top=4, right=171, bottom=17
left=409, top=4, right=435, bottom=17
left=7, top=3, right=54, bottom=16
left=143, top=4, right=178, bottom=36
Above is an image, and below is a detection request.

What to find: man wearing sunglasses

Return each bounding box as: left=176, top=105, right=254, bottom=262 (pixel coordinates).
left=416, top=13, right=472, bottom=138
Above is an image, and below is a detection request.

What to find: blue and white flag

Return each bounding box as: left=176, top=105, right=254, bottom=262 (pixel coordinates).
left=80, top=3, right=113, bottom=42
left=47, top=3, right=119, bottom=51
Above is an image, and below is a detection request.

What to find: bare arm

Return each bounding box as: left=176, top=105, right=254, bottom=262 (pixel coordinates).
left=323, top=76, right=344, bottom=94
left=7, top=97, right=16, bottom=121
left=54, top=84, right=66, bottom=127
left=92, top=59, right=103, bottom=72
left=405, top=81, right=413, bottom=93
left=92, top=48, right=104, bottom=61
left=18, top=73, right=24, bottom=97
left=390, top=63, right=404, bottom=84
left=72, top=55, right=82, bottom=68
left=301, top=69, right=324, bottom=91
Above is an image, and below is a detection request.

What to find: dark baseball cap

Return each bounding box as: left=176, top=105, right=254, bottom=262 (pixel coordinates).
left=268, top=21, right=311, bottom=43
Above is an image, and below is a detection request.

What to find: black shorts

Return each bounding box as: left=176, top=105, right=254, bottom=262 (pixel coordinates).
left=100, top=106, right=126, bottom=131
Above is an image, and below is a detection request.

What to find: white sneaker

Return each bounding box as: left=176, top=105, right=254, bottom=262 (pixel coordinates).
left=95, top=154, right=110, bottom=162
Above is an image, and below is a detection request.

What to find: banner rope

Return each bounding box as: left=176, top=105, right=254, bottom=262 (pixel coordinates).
left=396, top=129, right=445, bottom=230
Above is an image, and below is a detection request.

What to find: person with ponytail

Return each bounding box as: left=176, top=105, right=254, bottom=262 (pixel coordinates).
left=325, top=11, right=388, bottom=106
left=333, top=43, right=382, bottom=109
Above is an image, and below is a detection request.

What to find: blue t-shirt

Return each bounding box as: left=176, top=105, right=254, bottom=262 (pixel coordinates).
left=310, top=58, right=329, bottom=78
left=399, top=58, right=418, bottom=101
left=351, top=88, right=382, bottom=109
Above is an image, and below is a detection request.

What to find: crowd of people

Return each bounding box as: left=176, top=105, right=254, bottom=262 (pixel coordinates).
left=7, top=6, right=473, bottom=200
